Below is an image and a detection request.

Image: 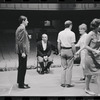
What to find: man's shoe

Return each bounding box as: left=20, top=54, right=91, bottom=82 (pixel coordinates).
left=24, top=84, right=28, bottom=86
left=45, top=70, right=49, bottom=74
left=61, top=84, right=66, bottom=87
left=18, top=85, right=30, bottom=89
left=40, top=71, right=44, bottom=74
left=66, top=84, right=74, bottom=88
left=85, top=89, right=96, bottom=95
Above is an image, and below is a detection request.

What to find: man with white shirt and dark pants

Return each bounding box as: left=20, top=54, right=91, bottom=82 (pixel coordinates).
left=57, top=20, right=76, bottom=87
left=37, top=34, right=53, bottom=74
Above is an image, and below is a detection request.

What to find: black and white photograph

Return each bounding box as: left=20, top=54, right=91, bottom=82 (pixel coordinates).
left=0, top=2, right=100, bottom=99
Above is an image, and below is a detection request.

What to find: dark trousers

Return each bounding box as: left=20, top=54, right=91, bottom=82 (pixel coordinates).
left=17, top=54, right=27, bottom=86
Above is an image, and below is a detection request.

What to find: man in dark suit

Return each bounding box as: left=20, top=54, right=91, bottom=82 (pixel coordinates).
left=15, top=15, right=31, bottom=89
left=37, top=34, right=53, bottom=74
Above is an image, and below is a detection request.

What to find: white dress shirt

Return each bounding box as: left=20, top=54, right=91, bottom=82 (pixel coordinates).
left=42, top=40, right=47, bottom=51
left=57, top=28, right=76, bottom=47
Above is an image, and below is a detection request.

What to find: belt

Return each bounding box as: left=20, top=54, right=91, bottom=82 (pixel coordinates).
left=61, top=47, right=72, bottom=49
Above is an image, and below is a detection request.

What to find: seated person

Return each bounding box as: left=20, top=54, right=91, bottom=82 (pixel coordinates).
left=37, top=34, right=53, bottom=74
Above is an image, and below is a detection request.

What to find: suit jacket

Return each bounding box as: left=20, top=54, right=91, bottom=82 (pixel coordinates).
left=37, top=41, right=52, bottom=57
left=15, top=24, right=30, bottom=55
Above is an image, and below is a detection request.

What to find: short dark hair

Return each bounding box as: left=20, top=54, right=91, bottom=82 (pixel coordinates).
left=90, top=18, right=100, bottom=30
left=18, top=15, right=27, bottom=24
left=64, top=20, right=72, bottom=28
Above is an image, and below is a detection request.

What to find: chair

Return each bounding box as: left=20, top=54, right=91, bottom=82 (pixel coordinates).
left=37, top=58, right=50, bottom=74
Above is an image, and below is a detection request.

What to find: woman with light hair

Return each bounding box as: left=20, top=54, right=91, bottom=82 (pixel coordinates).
left=76, top=18, right=100, bottom=95
left=75, top=23, right=88, bottom=81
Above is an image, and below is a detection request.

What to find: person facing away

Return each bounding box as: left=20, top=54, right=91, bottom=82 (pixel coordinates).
left=75, top=23, right=88, bottom=81
left=75, top=18, right=100, bottom=96
left=37, top=34, right=53, bottom=74
left=57, top=20, right=76, bottom=88
left=15, top=15, right=31, bottom=89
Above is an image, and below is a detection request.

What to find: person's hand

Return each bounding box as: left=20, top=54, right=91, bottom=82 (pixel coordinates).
left=29, top=35, right=32, bottom=39
left=74, top=51, right=79, bottom=59
left=22, top=53, right=26, bottom=58
left=43, top=56, right=48, bottom=61
left=58, top=52, right=61, bottom=56
left=75, top=50, right=80, bottom=55
left=94, top=49, right=100, bottom=55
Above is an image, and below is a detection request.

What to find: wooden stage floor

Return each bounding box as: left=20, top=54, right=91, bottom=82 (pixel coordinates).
left=0, top=65, right=98, bottom=96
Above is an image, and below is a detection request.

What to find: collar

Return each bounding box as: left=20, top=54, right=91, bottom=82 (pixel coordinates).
left=20, top=24, right=25, bottom=29
left=65, top=28, right=70, bottom=31
left=42, top=40, right=47, bottom=44
left=81, top=33, right=87, bottom=37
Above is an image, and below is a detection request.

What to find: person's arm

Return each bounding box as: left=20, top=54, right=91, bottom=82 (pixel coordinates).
left=75, top=38, right=81, bottom=47
left=47, top=42, right=52, bottom=57
left=71, top=42, right=76, bottom=55
left=71, top=32, right=76, bottom=55
left=37, top=42, right=44, bottom=57
left=57, top=42, right=61, bottom=55
left=57, top=33, right=61, bottom=55
left=76, top=32, right=100, bottom=55
left=17, top=27, right=27, bottom=57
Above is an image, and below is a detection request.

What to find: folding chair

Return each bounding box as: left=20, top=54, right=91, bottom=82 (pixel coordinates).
left=37, top=57, right=50, bottom=74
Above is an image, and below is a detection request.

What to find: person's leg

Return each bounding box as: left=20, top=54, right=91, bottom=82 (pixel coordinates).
left=23, top=55, right=27, bottom=85
left=85, top=75, right=92, bottom=90
left=96, top=74, right=100, bottom=95
left=63, top=49, right=74, bottom=87
left=80, top=52, right=86, bottom=80
left=18, top=55, right=27, bottom=86
left=66, top=58, right=73, bottom=85
left=60, top=52, right=67, bottom=87
left=44, top=56, right=53, bottom=71
left=17, top=54, right=21, bottom=84
left=85, top=75, right=96, bottom=95
left=38, top=56, right=44, bottom=74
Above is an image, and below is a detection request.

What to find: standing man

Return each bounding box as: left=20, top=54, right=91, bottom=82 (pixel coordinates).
left=57, top=20, right=76, bottom=87
left=15, top=15, right=31, bottom=89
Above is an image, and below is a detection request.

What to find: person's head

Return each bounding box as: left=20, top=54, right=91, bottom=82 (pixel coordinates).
left=42, top=34, right=48, bottom=42
left=79, top=23, right=87, bottom=35
left=64, top=20, right=72, bottom=30
left=19, top=15, right=29, bottom=26
left=90, top=18, right=100, bottom=32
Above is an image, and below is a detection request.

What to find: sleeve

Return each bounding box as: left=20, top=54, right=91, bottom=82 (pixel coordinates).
left=70, top=32, right=76, bottom=43
left=47, top=42, right=52, bottom=57
left=37, top=42, right=44, bottom=57
left=17, top=28, right=26, bottom=54
left=57, top=32, right=61, bottom=43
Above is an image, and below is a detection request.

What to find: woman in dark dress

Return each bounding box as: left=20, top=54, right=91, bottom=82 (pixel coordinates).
left=76, top=18, right=100, bottom=96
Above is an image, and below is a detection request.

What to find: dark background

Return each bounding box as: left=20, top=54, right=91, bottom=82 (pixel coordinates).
left=0, top=10, right=100, bottom=42
left=0, top=10, right=100, bottom=62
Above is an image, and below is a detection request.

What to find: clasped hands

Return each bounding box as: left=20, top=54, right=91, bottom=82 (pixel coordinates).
left=43, top=56, right=48, bottom=61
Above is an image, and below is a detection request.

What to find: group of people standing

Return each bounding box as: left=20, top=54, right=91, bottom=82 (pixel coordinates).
left=15, top=15, right=100, bottom=96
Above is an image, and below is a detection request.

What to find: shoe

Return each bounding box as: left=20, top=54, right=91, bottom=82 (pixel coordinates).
left=40, top=71, right=44, bottom=74
left=80, top=78, right=85, bottom=81
left=85, top=89, right=96, bottom=95
left=61, top=84, right=66, bottom=87
left=18, top=85, right=30, bottom=89
left=66, top=84, right=74, bottom=88
left=45, top=70, right=49, bottom=74
left=24, top=84, right=28, bottom=86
